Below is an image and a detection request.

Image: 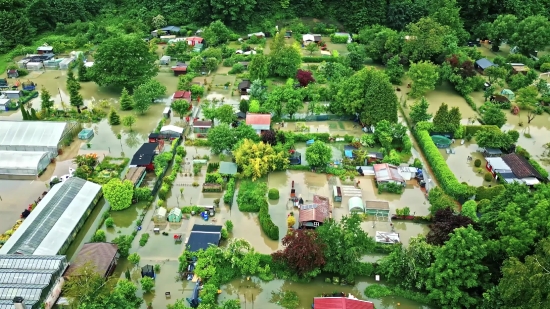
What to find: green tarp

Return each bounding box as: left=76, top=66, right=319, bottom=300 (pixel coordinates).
left=431, top=135, right=452, bottom=148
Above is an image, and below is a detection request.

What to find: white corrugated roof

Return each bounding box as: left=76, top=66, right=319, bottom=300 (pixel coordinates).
left=0, top=151, right=48, bottom=174
left=160, top=125, right=184, bottom=134
left=486, top=157, right=511, bottom=171
left=0, top=121, right=67, bottom=149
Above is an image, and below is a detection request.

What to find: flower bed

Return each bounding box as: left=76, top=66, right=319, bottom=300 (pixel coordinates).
left=202, top=183, right=223, bottom=192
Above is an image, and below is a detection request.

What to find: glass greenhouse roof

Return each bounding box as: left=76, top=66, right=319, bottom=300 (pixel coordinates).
left=0, top=121, right=67, bottom=148
left=0, top=151, right=48, bottom=172
left=0, top=177, right=102, bottom=255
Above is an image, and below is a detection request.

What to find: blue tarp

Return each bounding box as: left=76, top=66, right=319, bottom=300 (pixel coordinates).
left=345, top=150, right=353, bottom=158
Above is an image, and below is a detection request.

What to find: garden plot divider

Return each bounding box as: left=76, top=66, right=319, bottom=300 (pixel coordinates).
left=151, top=138, right=182, bottom=196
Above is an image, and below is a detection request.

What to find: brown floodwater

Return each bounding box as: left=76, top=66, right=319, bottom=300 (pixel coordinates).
left=502, top=111, right=550, bottom=167
left=439, top=142, right=489, bottom=187
left=219, top=276, right=431, bottom=309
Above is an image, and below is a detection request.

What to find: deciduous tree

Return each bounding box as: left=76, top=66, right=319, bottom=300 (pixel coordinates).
left=305, top=140, right=332, bottom=168
left=358, top=25, right=401, bottom=63
left=317, top=215, right=376, bottom=281
left=426, top=208, right=475, bottom=245
left=90, top=35, right=157, bottom=90
left=216, top=104, right=236, bottom=124
left=122, top=115, right=136, bottom=131
left=408, top=61, right=439, bottom=98
left=484, top=66, right=508, bottom=85
left=207, top=123, right=235, bottom=154
left=269, top=31, right=302, bottom=78
left=103, top=179, right=134, bottom=211
left=234, top=139, right=289, bottom=180
left=409, top=97, right=432, bottom=124
left=296, top=69, right=315, bottom=87
left=234, top=124, right=260, bottom=142
left=132, top=79, right=166, bottom=114
left=272, top=230, right=326, bottom=278
left=404, top=17, right=451, bottom=62
left=305, top=42, right=319, bottom=55
left=461, top=200, right=478, bottom=222
left=248, top=54, right=269, bottom=81
left=202, top=20, right=231, bottom=47
left=488, top=14, right=518, bottom=49
left=40, top=87, right=53, bottom=110
left=171, top=99, right=190, bottom=119
left=385, top=55, right=405, bottom=85
left=481, top=103, right=506, bottom=128
left=426, top=225, right=488, bottom=309
left=511, top=16, right=550, bottom=55
left=332, top=67, right=398, bottom=125
left=140, top=276, right=154, bottom=293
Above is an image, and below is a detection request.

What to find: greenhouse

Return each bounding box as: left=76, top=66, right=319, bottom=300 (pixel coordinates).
left=0, top=255, right=68, bottom=309
left=0, top=121, right=73, bottom=158
left=0, top=151, right=50, bottom=178
left=0, top=177, right=103, bottom=256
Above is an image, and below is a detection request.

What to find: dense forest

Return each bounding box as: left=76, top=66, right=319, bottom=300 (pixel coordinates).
left=2, top=0, right=550, bottom=53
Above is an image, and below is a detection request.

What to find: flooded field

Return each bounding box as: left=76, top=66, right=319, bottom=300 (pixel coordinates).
left=219, top=276, right=431, bottom=309
left=502, top=111, right=550, bottom=166
left=439, top=142, right=488, bottom=187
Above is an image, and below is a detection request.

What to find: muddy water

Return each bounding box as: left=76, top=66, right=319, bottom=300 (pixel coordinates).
left=294, top=142, right=343, bottom=165
left=502, top=111, right=550, bottom=168
left=439, top=142, right=489, bottom=186
left=278, top=120, right=364, bottom=138
left=219, top=276, right=430, bottom=309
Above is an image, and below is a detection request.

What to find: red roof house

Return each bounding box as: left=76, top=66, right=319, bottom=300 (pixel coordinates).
left=245, top=113, right=271, bottom=135
left=299, top=195, right=330, bottom=229
left=187, top=37, right=204, bottom=46
left=314, top=297, right=374, bottom=309
left=173, top=91, right=192, bottom=103
left=171, top=65, right=187, bottom=76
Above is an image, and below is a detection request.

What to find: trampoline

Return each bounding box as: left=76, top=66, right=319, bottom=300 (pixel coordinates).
left=431, top=135, right=452, bottom=148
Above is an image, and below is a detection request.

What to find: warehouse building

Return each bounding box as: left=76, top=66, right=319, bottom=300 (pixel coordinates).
left=0, top=177, right=103, bottom=256
left=0, top=255, right=69, bottom=309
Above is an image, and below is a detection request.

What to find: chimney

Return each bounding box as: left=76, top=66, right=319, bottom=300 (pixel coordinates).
left=13, top=297, right=25, bottom=309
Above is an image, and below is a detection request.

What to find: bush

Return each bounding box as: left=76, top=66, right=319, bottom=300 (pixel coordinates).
left=225, top=220, right=234, bottom=232
left=229, top=63, right=245, bottom=74
left=128, top=253, right=141, bottom=265
left=221, top=228, right=229, bottom=240
left=301, top=56, right=339, bottom=63
left=268, top=188, right=280, bottom=200
left=154, top=264, right=161, bottom=272
left=282, top=131, right=331, bottom=142
left=475, top=185, right=505, bottom=201
left=259, top=200, right=279, bottom=240
left=223, top=178, right=236, bottom=205
left=223, top=57, right=236, bottom=67
left=237, top=181, right=267, bottom=212
left=529, top=159, right=549, bottom=179
left=176, top=146, right=186, bottom=157
left=412, top=158, right=423, bottom=169
left=91, top=229, right=106, bottom=242
left=484, top=172, right=493, bottom=182
left=474, top=159, right=481, bottom=167
left=378, top=182, right=403, bottom=194
left=139, top=233, right=150, bottom=246
left=364, top=285, right=393, bottom=298
left=330, top=34, right=349, bottom=44
left=415, top=128, right=474, bottom=199
left=105, top=217, right=114, bottom=228
left=140, top=276, right=155, bottom=293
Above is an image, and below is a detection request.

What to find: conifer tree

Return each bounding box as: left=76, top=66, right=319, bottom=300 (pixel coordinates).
left=109, top=108, right=121, bottom=125
left=119, top=88, right=134, bottom=110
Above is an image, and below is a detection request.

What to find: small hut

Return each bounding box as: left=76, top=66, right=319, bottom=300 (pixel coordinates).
left=364, top=200, right=390, bottom=216
left=348, top=196, right=365, bottom=213
left=500, top=89, right=515, bottom=100
left=59, top=58, right=74, bottom=70
left=168, top=208, right=183, bottom=223
left=160, top=56, right=171, bottom=65
left=141, top=265, right=155, bottom=278
left=26, top=62, right=44, bottom=71
left=154, top=207, right=167, bottom=223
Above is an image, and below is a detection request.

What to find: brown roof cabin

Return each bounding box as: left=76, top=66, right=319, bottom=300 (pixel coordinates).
left=510, top=63, right=529, bottom=75
left=238, top=80, right=251, bottom=95
left=64, top=243, right=118, bottom=279
left=489, top=94, right=510, bottom=105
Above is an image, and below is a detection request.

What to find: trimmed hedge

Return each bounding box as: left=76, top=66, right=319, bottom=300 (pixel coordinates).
left=268, top=188, right=279, bottom=199
left=529, top=159, right=549, bottom=179
left=259, top=199, right=279, bottom=240
left=475, top=185, right=505, bottom=201
left=236, top=181, right=278, bottom=240
left=301, top=56, right=339, bottom=63
left=464, top=125, right=500, bottom=137
left=330, top=34, right=349, bottom=44
left=223, top=178, right=236, bottom=205
left=415, top=129, right=475, bottom=199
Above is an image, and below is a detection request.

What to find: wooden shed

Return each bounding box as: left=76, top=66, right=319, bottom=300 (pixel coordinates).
left=364, top=200, right=390, bottom=217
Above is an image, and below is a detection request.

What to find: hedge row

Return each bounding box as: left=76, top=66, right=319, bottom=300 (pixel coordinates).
left=259, top=199, right=279, bottom=240
left=223, top=178, right=236, bottom=205
left=475, top=185, right=505, bottom=201
left=301, top=56, right=339, bottom=63
left=415, top=129, right=475, bottom=199
left=236, top=181, right=278, bottom=240
left=463, top=125, right=500, bottom=137
left=529, top=159, right=549, bottom=179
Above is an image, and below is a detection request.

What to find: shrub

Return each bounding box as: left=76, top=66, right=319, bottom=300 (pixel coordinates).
left=412, top=158, right=423, bottom=169
left=176, top=146, right=186, bottom=157
left=237, top=181, right=267, bottom=212
left=259, top=200, right=279, bottom=240
left=415, top=128, right=474, bottom=199
left=225, top=220, right=234, bottom=232
left=154, top=264, right=161, bottom=272
left=301, top=56, right=339, bottom=63
left=529, top=159, right=549, bottom=179
left=229, top=63, right=245, bottom=74
left=139, top=233, right=150, bottom=246
left=128, top=253, right=141, bottom=265
left=221, top=228, right=229, bottom=240
left=140, top=276, right=155, bottom=293
left=223, top=178, right=236, bottom=205
left=223, top=57, right=236, bottom=67
left=475, top=185, right=505, bottom=201
left=378, top=182, right=403, bottom=194
left=91, top=230, right=106, bottom=242
left=105, top=217, right=114, bottom=228
left=474, top=159, right=481, bottom=167
left=364, top=285, right=393, bottom=298
left=484, top=172, right=493, bottom=182
left=330, top=34, right=349, bottom=44
left=268, top=188, right=280, bottom=200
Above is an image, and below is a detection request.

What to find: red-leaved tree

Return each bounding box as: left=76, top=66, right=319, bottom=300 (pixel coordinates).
left=272, top=229, right=326, bottom=277
left=296, top=69, right=315, bottom=87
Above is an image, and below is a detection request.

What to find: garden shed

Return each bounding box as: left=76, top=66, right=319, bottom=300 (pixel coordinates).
left=193, top=121, right=212, bottom=135
left=141, top=265, right=155, bottom=278
left=160, top=56, right=171, bottom=65
left=0, top=150, right=50, bottom=178
left=59, top=58, right=74, bottom=70
left=124, top=166, right=146, bottom=187
left=348, top=196, right=365, bottom=213
left=219, top=162, right=237, bottom=175
left=0, top=98, right=10, bottom=111
left=17, top=59, right=29, bottom=69
left=500, top=89, right=515, bottom=100
left=168, top=208, right=183, bottom=222
left=0, top=121, right=72, bottom=158
left=474, top=58, right=495, bottom=73
left=1, top=90, right=22, bottom=100
left=154, top=207, right=167, bottom=223
left=364, top=200, right=390, bottom=216
left=26, top=62, right=44, bottom=71
left=160, top=125, right=183, bottom=138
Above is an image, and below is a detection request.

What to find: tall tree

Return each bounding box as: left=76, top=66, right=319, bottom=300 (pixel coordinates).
left=432, top=103, right=460, bottom=133
left=511, top=16, right=550, bottom=54
left=358, top=25, right=402, bottom=63
left=426, top=225, right=488, bottom=309
left=332, top=67, right=398, bottom=125
left=481, top=103, right=506, bottom=128
left=132, top=79, right=166, bottom=114
left=201, top=101, right=218, bottom=124
left=171, top=99, right=190, bottom=119
left=404, top=17, right=452, bottom=62
left=202, top=20, right=231, bottom=47
left=409, top=97, right=432, bottom=123
left=119, top=88, right=133, bottom=111
left=207, top=124, right=234, bottom=154
left=248, top=54, right=270, bottom=81
left=90, top=35, right=158, bottom=90
left=488, top=14, right=518, bottom=49
left=40, top=87, right=54, bottom=111
left=305, top=140, right=332, bottom=168
left=269, top=31, right=302, bottom=78
left=385, top=55, right=405, bottom=85
left=272, top=230, right=326, bottom=279
left=216, top=104, right=236, bottom=124
left=0, top=1, right=34, bottom=52
left=122, top=115, right=136, bottom=131
left=234, top=139, right=289, bottom=180
left=408, top=61, right=439, bottom=98
left=317, top=215, right=376, bottom=281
